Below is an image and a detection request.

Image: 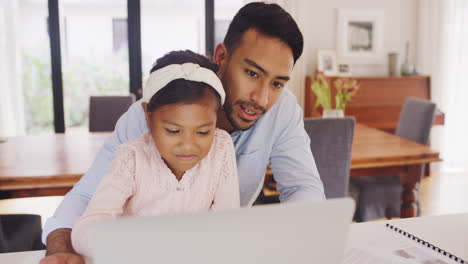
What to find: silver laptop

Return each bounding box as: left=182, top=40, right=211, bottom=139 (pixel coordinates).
left=93, top=198, right=355, bottom=264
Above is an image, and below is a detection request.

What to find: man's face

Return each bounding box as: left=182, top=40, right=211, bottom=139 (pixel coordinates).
left=216, top=28, right=294, bottom=131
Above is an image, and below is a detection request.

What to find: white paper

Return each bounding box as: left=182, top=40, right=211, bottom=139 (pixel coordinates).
left=343, top=224, right=456, bottom=264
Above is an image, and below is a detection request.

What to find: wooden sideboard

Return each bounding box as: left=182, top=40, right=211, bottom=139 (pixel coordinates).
left=304, top=75, right=445, bottom=132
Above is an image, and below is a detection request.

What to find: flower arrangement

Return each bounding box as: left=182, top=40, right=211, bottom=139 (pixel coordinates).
left=311, top=73, right=360, bottom=111
left=333, top=78, right=360, bottom=110
left=311, top=73, right=332, bottom=110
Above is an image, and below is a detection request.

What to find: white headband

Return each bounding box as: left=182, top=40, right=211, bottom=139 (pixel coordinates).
left=142, top=62, right=225, bottom=104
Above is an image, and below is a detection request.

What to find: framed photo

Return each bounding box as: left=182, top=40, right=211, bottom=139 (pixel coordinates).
left=317, top=49, right=337, bottom=76
left=337, top=63, right=352, bottom=76
left=337, top=9, right=384, bottom=64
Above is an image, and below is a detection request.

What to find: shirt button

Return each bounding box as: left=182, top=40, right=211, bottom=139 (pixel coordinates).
left=176, top=187, right=182, bottom=191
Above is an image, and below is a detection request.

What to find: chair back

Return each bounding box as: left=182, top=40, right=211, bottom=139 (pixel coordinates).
left=0, top=217, right=6, bottom=253
left=89, top=95, right=135, bottom=132
left=396, top=97, right=436, bottom=144
left=304, top=117, right=355, bottom=199
left=0, top=214, right=44, bottom=253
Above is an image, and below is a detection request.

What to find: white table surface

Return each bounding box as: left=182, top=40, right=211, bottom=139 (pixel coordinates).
left=0, top=250, right=45, bottom=264
left=345, top=213, right=468, bottom=261
left=2, top=213, right=467, bottom=264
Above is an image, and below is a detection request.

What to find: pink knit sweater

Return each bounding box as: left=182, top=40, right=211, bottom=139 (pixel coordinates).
left=71, top=129, right=240, bottom=257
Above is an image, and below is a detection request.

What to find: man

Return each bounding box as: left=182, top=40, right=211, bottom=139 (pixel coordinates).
left=40, top=2, right=324, bottom=264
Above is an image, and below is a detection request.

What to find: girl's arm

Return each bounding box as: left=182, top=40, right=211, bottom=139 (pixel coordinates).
left=43, top=100, right=147, bottom=245
left=71, top=145, right=136, bottom=258
left=211, top=133, right=241, bottom=210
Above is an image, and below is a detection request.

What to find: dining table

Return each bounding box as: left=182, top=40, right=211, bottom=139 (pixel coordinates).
left=265, top=123, right=441, bottom=218
left=1, top=124, right=441, bottom=218
left=349, top=124, right=440, bottom=218
left=0, top=131, right=111, bottom=199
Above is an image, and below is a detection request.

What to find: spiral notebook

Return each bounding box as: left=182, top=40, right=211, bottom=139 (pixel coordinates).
left=385, top=223, right=466, bottom=264
left=343, top=214, right=468, bottom=264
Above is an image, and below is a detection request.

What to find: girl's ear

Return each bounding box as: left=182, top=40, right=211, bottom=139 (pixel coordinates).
left=141, top=102, right=152, bottom=129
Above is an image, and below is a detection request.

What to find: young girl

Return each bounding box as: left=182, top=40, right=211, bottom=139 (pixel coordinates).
left=71, top=50, right=240, bottom=258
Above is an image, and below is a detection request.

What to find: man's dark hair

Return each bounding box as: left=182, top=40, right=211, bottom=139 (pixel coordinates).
left=223, top=2, right=303, bottom=63
left=147, top=50, right=220, bottom=112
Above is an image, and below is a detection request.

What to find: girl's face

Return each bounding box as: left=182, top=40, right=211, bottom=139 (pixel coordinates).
left=142, top=91, right=218, bottom=180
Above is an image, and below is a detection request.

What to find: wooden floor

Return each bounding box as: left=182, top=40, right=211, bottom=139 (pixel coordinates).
left=0, top=171, right=467, bottom=227
left=419, top=171, right=468, bottom=216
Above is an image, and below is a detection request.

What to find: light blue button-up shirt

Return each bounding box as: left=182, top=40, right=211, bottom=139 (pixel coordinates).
left=42, top=89, right=325, bottom=243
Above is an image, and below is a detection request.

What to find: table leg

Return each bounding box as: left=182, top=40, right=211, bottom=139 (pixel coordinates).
left=401, top=165, right=423, bottom=218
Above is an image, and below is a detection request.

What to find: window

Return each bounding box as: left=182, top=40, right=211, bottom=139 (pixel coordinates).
left=113, top=18, right=128, bottom=52
left=214, top=0, right=247, bottom=47
left=1, top=0, right=226, bottom=135
left=19, top=0, right=54, bottom=134
left=141, top=0, right=205, bottom=78
left=60, top=0, right=129, bottom=131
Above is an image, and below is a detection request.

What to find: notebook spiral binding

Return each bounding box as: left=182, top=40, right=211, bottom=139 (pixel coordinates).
left=385, top=223, right=466, bottom=264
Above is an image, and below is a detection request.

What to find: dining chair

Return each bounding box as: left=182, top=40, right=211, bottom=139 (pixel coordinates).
left=351, top=97, right=437, bottom=221
left=89, top=95, right=135, bottom=132
left=0, top=220, right=6, bottom=253
left=0, top=214, right=44, bottom=253
left=256, top=117, right=355, bottom=204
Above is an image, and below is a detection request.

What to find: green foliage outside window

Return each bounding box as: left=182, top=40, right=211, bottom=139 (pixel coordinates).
left=22, top=51, right=129, bottom=134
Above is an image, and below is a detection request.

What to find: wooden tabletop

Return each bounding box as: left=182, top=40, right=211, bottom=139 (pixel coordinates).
left=1, top=124, right=441, bottom=198
left=351, top=124, right=441, bottom=169
left=265, top=124, right=440, bottom=180
left=0, top=132, right=110, bottom=192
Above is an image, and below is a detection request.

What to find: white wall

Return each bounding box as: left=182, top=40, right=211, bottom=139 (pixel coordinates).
left=298, top=0, right=419, bottom=77
left=272, top=0, right=419, bottom=107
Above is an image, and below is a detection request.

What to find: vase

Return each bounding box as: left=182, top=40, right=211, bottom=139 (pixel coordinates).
left=401, top=42, right=413, bottom=76
left=322, top=109, right=344, bottom=118
left=388, top=52, right=399, bottom=76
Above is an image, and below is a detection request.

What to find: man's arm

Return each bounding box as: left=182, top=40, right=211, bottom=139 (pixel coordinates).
left=45, top=229, right=75, bottom=256
left=71, top=145, right=136, bottom=257
left=41, top=100, right=147, bottom=256
left=269, top=91, right=325, bottom=202
left=39, top=229, right=84, bottom=264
